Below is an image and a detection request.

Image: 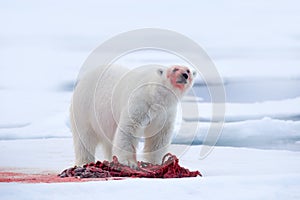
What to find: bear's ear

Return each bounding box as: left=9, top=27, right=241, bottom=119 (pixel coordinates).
left=192, top=70, right=197, bottom=77
left=157, top=68, right=164, bottom=76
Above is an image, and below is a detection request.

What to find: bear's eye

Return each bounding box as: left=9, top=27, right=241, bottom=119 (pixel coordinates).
left=172, top=68, right=179, bottom=72
left=187, top=69, right=190, bottom=74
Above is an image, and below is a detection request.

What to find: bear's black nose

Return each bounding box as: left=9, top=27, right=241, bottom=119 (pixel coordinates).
left=182, top=73, right=188, bottom=80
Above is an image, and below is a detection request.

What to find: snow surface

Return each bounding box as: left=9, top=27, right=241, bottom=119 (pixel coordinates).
left=0, top=139, right=300, bottom=200
left=1, top=0, right=300, bottom=199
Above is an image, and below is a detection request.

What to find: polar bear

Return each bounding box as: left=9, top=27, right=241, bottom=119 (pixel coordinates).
left=70, top=64, right=196, bottom=167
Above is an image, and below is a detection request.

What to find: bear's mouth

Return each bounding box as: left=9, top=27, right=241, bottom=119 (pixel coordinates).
left=176, top=76, right=187, bottom=84
left=176, top=78, right=187, bottom=84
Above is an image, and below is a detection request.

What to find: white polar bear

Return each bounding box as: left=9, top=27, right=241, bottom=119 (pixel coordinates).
left=70, top=64, right=196, bottom=167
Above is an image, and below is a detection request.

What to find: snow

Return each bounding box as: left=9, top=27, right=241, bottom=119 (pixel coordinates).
left=1, top=175, right=300, bottom=200
left=1, top=0, right=300, bottom=199
left=0, top=139, right=300, bottom=200
left=174, top=118, right=300, bottom=151
left=175, top=97, right=300, bottom=151
left=181, top=97, right=300, bottom=122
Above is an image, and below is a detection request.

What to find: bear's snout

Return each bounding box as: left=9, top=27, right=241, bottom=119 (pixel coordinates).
left=182, top=73, right=188, bottom=80
left=176, top=73, right=188, bottom=84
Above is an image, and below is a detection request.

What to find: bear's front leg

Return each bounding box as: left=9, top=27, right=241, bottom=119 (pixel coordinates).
left=143, top=116, right=175, bottom=164
left=112, top=112, right=142, bottom=168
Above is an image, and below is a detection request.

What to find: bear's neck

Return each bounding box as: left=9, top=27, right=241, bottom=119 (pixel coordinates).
left=150, top=84, right=181, bottom=107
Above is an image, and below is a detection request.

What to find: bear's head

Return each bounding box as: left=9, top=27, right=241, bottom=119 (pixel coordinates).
left=157, top=65, right=196, bottom=93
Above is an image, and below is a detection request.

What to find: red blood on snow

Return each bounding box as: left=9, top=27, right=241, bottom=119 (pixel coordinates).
left=0, top=153, right=201, bottom=183
left=0, top=171, right=122, bottom=183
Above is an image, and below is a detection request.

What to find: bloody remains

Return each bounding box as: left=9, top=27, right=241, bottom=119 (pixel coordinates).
left=59, top=153, right=201, bottom=179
